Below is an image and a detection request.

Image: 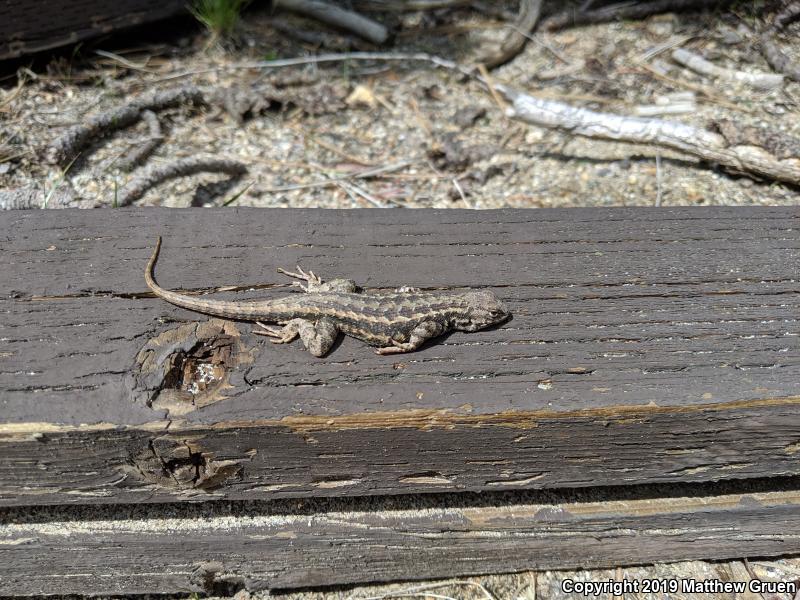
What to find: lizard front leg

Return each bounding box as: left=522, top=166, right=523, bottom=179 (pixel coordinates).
left=375, top=321, right=448, bottom=355
left=277, top=265, right=358, bottom=293
left=255, top=317, right=339, bottom=357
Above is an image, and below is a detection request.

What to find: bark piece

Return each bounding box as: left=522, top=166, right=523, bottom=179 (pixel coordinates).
left=671, top=47, right=784, bottom=90
left=44, top=86, right=205, bottom=167
left=118, top=157, right=248, bottom=206
left=759, top=32, right=800, bottom=82
left=274, top=0, right=389, bottom=44
left=480, top=0, right=543, bottom=69
left=117, top=110, right=165, bottom=171
left=543, top=0, right=728, bottom=31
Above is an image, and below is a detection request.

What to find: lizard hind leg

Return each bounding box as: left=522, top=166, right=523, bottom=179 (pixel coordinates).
left=375, top=321, right=447, bottom=355
left=255, top=318, right=339, bottom=357
left=319, top=278, right=358, bottom=293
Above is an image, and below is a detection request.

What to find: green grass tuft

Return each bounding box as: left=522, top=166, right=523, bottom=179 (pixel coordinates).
left=190, top=0, right=250, bottom=40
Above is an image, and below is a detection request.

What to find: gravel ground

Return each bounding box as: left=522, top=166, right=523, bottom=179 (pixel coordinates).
left=1, top=1, right=799, bottom=598
left=1, top=2, right=798, bottom=209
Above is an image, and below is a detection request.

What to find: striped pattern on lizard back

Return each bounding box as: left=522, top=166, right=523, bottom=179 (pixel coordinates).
left=145, top=237, right=510, bottom=356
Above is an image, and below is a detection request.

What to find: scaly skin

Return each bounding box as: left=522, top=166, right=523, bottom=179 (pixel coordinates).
left=145, top=237, right=509, bottom=356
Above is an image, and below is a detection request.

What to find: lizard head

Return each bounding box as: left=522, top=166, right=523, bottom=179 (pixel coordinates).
left=452, top=290, right=510, bottom=332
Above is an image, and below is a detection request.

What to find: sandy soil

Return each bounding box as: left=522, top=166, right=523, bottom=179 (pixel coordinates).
left=1, top=2, right=798, bottom=209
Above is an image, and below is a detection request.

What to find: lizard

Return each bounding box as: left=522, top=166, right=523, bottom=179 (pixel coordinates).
left=144, top=237, right=510, bottom=357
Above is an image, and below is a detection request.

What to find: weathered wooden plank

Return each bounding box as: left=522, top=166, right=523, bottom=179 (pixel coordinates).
left=0, top=0, right=187, bottom=60
left=2, top=485, right=800, bottom=595
left=1, top=208, right=799, bottom=505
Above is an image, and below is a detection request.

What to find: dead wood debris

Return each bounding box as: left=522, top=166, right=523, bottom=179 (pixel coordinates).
left=480, top=0, right=543, bottom=70
left=711, top=119, right=800, bottom=161
left=758, top=3, right=800, bottom=83
left=0, top=184, right=75, bottom=210
left=269, top=18, right=354, bottom=50
left=211, top=80, right=346, bottom=123
left=543, top=0, right=729, bottom=31
left=117, top=110, right=165, bottom=172
left=217, top=85, right=287, bottom=124
left=274, top=0, right=389, bottom=44
left=427, top=133, right=493, bottom=172
left=671, top=47, right=784, bottom=90
left=498, top=84, right=800, bottom=186
left=760, top=34, right=800, bottom=82
left=44, top=86, right=205, bottom=167
left=773, top=1, right=800, bottom=29
left=118, top=157, right=248, bottom=207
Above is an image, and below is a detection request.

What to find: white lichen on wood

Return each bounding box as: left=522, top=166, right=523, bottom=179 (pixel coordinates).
left=671, top=48, right=784, bottom=90
left=501, top=85, right=800, bottom=186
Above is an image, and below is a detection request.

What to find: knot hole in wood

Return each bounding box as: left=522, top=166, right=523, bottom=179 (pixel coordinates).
left=129, top=319, right=255, bottom=416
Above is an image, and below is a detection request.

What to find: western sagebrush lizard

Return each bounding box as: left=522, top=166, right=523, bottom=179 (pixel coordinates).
left=145, top=237, right=509, bottom=356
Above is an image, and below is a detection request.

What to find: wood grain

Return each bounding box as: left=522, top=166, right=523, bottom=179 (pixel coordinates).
left=1, top=207, right=798, bottom=506
left=2, top=485, right=800, bottom=595
left=0, top=0, right=187, bottom=60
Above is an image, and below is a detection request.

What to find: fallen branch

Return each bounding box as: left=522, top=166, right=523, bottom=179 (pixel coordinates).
left=774, top=0, right=800, bottom=28
left=152, top=50, right=799, bottom=187
left=480, top=0, right=543, bottom=70
left=711, top=119, right=800, bottom=161
left=0, top=184, right=75, bottom=210
left=274, top=0, right=389, bottom=44
left=118, top=157, right=247, bottom=206
left=543, top=0, right=728, bottom=31
left=117, top=110, right=164, bottom=171
left=758, top=1, right=800, bottom=84
left=671, top=48, right=784, bottom=90
left=498, top=84, right=800, bottom=186
left=44, top=86, right=204, bottom=167
left=759, top=33, right=800, bottom=82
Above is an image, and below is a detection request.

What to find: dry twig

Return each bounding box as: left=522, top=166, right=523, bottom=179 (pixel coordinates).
left=44, top=86, right=204, bottom=166
left=758, top=4, right=800, bottom=83
left=0, top=184, right=75, bottom=210
left=543, top=0, right=729, bottom=31
left=671, top=48, right=784, bottom=90
left=118, top=157, right=247, bottom=206
left=760, top=34, right=800, bottom=82
left=774, top=1, right=800, bottom=28
left=151, top=50, right=798, bottom=188
left=499, top=84, right=800, bottom=186
left=274, top=0, right=389, bottom=44
left=117, top=110, right=165, bottom=171
left=480, top=0, right=543, bottom=69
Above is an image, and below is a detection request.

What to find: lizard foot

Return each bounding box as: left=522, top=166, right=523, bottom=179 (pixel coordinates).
left=277, top=265, right=322, bottom=292
left=253, top=321, right=298, bottom=344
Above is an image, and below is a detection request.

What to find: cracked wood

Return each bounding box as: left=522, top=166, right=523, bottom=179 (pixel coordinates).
left=2, top=485, right=800, bottom=595
left=1, top=207, right=799, bottom=506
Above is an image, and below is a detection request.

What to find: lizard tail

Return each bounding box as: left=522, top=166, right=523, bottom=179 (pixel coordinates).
left=144, top=236, right=164, bottom=296
left=144, top=237, right=269, bottom=319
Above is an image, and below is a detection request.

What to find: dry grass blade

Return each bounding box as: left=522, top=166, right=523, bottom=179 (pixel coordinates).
left=190, top=0, right=250, bottom=41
